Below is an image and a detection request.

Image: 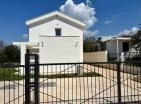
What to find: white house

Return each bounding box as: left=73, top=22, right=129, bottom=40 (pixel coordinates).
left=13, top=11, right=86, bottom=65
left=101, top=36, right=132, bottom=60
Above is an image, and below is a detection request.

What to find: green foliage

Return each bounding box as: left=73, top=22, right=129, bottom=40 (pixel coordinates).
left=0, top=53, right=8, bottom=63
left=83, top=37, right=95, bottom=52
left=131, top=30, right=141, bottom=44
left=0, top=45, right=20, bottom=63
left=0, top=67, right=101, bottom=81
left=0, top=67, right=23, bottom=81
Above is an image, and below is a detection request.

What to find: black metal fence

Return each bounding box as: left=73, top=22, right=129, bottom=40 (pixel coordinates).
left=108, top=52, right=141, bottom=62
left=0, top=65, right=25, bottom=104
left=0, top=55, right=141, bottom=103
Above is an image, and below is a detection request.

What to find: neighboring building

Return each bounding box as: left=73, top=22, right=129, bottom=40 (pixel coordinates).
left=101, top=36, right=132, bottom=60
left=92, top=36, right=132, bottom=61
left=13, top=11, right=86, bottom=65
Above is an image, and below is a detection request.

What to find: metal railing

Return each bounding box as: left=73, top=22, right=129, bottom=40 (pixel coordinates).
left=0, top=60, right=141, bottom=104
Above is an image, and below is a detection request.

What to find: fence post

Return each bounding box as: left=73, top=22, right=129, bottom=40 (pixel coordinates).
left=117, top=62, right=121, bottom=104
left=34, top=54, right=39, bottom=104
left=25, top=49, right=31, bottom=104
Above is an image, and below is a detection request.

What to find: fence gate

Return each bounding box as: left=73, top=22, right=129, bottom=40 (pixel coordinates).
left=0, top=52, right=141, bottom=103
left=24, top=51, right=141, bottom=104
left=25, top=50, right=39, bottom=104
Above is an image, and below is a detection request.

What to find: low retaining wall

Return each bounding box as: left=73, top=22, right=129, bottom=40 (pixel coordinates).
left=84, top=51, right=108, bottom=62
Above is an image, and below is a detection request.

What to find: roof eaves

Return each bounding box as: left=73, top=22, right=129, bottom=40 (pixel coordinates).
left=26, top=10, right=58, bottom=23
left=26, top=11, right=86, bottom=28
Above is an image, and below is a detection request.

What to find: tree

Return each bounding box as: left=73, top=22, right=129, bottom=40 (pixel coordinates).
left=0, top=39, right=5, bottom=52
left=131, top=30, right=141, bottom=44
left=0, top=45, right=20, bottom=63
left=0, top=53, right=8, bottom=63
left=4, top=45, right=20, bottom=63
left=83, top=37, right=95, bottom=52
left=125, top=29, right=141, bottom=61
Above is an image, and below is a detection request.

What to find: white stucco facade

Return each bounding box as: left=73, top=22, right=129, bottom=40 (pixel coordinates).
left=104, top=37, right=132, bottom=59
left=39, top=36, right=82, bottom=63
left=28, top=19, right=83, bottom=42
left=13, top=11, right=86, bottom=65
left=106, top=39, right=131, bottom=54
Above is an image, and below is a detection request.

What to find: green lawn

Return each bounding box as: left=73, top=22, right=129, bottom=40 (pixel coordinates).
left=0, top=67, right=101, bottom=81
left=0, top=67, right=23, bottom=81
left=38, top=72, right=102, bottom=79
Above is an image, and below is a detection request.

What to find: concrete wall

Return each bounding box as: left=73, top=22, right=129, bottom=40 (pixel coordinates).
left=20, top=44, right=26, bottom=65
left=106, top=40, right=117, bottom=54
left=84, top=51, right=108, bottom=62
left=29, top=19, right=83, bottom=42
left=29, top=18, right=83, bottom=63
left=39, top=36, right=83, bottom=63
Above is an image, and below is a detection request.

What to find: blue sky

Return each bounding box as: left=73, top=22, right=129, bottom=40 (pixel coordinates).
left=0, top=0, right=141, bottom=43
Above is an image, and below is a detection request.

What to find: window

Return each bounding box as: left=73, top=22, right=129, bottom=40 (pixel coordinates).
left=55, top=28, right=61, bottom=36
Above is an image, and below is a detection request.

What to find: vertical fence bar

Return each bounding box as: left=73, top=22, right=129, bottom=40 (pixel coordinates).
left=34, top=55, right=39, bottom=104
left=25, top=50, right=31, bottom=104
left=117, top=62, right=121, bottom=104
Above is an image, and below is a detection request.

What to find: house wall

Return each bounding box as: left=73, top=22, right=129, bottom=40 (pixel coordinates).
left=28, top=19, right=83, bottom=42
left=13, top=43, right=27, bottom=65
left=106, top=39, right=131, bottom=59
left=20, top=44, right=26, bottom=65
left=39, top=36, right=83, bottom=63
left=28, top=18, right=83, bottom=63
left=117, top=40, right=132, bottom=52
left=84, top=51, right=108, bottom=62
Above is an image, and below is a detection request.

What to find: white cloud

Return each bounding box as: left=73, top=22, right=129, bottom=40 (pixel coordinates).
left=22, top=34, right=28, bottom=39
left=84, top=30, right=99, bottom=37
left=118, top=27, right=139, bottom=36
left=104, top=20, right=114, bottom=24
left=59, top=0, right=97, bottom=29
left=104, top=14, right=118, bottom=24
left=113, top=14, right=118, bottom=18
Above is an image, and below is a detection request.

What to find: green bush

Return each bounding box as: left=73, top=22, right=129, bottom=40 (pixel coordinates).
left=0, top=53, right=8, bottom=63
left=0, top=67, right=23, bottom=81
left=0, top=45, right=20, bottom=64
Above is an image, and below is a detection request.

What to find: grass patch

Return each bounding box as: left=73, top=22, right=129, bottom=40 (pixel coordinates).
left=0, top=67, right=101, bottom=81
left=38, top=72, right=102, bottom=79
left=0, top=67, right=23, bottom=81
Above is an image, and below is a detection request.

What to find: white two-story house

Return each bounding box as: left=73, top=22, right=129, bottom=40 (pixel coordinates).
left=13, top=11, right=86, bottom=65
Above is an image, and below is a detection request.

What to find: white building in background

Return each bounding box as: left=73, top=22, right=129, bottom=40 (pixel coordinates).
left=101, top=36, right=132, bottom=60
left=13, top=11, right=86, bottom=65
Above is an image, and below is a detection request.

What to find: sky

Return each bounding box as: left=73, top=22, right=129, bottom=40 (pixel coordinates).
left=0, top=0, right=141, bottom=43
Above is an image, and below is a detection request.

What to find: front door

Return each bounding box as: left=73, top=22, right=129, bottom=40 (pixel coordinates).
left=123, top=42, right=129, bottom=52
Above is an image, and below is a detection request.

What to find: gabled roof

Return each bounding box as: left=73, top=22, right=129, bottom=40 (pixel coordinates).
left=26, top=11, right=86, bottom=29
